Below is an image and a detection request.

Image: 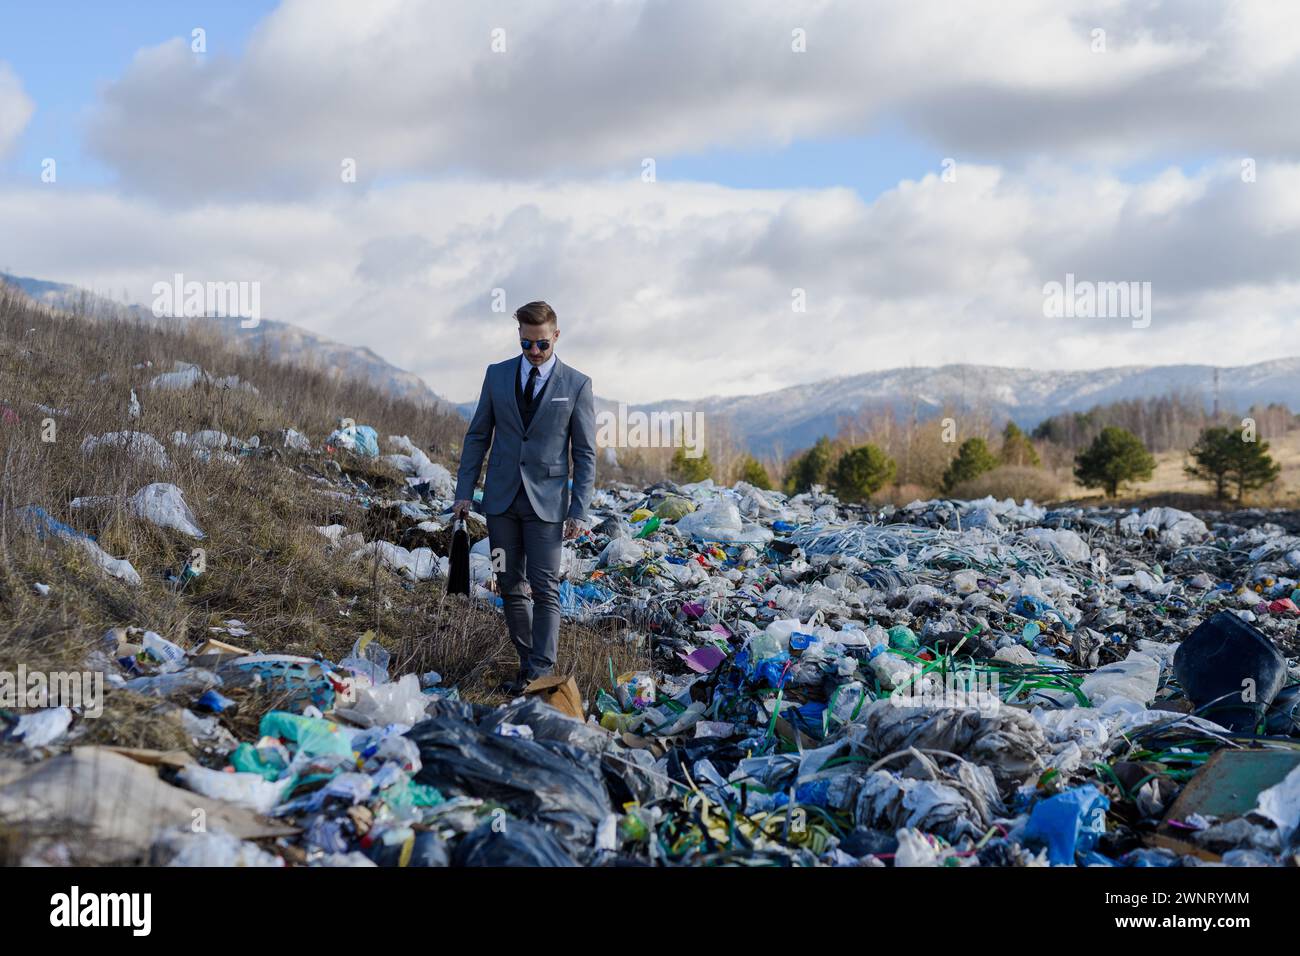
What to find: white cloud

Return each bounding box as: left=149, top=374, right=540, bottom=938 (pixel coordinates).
left=4, top=160, right=1299, bottom=403
left=84, top=0, right=1300, bottom=199
left=6, top=1, right=1296, bottom=406
left=0, top=62, right=34, bottom=158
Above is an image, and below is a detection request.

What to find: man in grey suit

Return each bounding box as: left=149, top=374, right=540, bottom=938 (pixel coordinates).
left=452, top=301, right=597, bottom=693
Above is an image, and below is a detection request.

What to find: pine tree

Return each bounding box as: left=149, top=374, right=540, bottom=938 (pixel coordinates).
left=1000, top=421, right=1041, bottom=467
left=942, top=437, right=998, bottom=494
left=1225, top=435, right=1281, bottom=502
left=784, top=436, right=834, bottom=494
left=1185, top=426, right=1234, bottom=499
left=832, top=444, right=895, bottom=502
left=737, top=455, right=772, bottom=490
left=670, top=446, right=712, bottom=483
left=1074, top=426, right=1155, bottom=498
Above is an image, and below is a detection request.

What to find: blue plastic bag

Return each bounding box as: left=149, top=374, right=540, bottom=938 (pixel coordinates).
left=1023, top=784, right=1110, bottom=865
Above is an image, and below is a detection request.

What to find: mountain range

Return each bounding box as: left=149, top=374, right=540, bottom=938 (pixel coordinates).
left=613, top=360, right=1300, bottom=457
left=8, top=272, right=1297, bottom=458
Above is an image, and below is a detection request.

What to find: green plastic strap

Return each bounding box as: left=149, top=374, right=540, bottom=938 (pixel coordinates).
left=764, top=687, right=785, bottom=741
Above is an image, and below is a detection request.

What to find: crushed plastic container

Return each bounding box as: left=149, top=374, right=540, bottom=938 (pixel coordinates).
left=1174, top=611, right=1287, bottom=731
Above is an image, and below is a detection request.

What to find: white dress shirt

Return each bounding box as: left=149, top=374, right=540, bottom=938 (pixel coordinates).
left=519, top=351, right=557, bottom=396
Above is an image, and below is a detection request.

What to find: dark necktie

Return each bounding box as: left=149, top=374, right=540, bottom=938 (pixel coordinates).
left=525, top=366, right=539, bottom=405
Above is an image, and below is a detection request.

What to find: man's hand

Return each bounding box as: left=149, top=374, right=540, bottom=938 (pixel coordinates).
left=452, top=499, right=472, bottom=520
left=563, top=518, right=585, bottom=540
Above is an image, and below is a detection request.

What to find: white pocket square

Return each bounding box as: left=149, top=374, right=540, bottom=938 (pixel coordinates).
left=550, top=396, right=568, bottom=402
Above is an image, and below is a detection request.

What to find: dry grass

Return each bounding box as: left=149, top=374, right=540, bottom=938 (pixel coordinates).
left=948, top=465, right=1062, bottom=503
left=1050, top=431, right=1300, bottom=507
left=394, top=591, right=648, bottom=706
left=0, top=285, right=648, bottom=759
left=77, top=691, right=193, bottom=752
left=874, top=482, right=934, bottom=507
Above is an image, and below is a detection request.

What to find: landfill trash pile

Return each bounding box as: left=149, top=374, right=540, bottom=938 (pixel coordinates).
left=5, top=440, right=1300, bottom=866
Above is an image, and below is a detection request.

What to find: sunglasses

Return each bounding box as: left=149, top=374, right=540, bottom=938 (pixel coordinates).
left=520, top=338, right=552, bottom=352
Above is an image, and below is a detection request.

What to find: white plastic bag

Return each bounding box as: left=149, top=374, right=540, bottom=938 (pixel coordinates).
left=336, top=673, right=429, bottom=727
left=177, top=765, right=287, bottom=814
left=1080, top=650, right=1161, bottom=706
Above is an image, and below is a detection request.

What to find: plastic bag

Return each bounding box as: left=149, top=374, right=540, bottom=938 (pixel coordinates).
left=335, top=673, right=429, bottom=727
left=1022, top=784, right=1110, bottom=865
left=1018, top=528, right=1089, bottom=564
left=327, top=423, right=379, bottom=457
left=128, top=482, right=205, bottom=538
left=260, top=710, right=355, bottom=758
left=177, top=765, right=288, bottom=814
left=14, top=707, right=73, bottom=748
left=675, top=496, right=772, bottom=544
left=408, top=712, right=612, bottom=853
left=1080, top=650, right=1161, bottom=707
left=452, top=819, right=578, bottom=866
left=598, top=537, right=646, bottom=567
left=479, top=696, right=611, bottom=755
left=1255, top=764, right=1300, bottom=845
left=153, top=829, right=284, bottom=867
left=848, top=698, right=1048, bottom=794
left=338, top=632, right=391, bottom=685
left=851, top=756, right=999, bottom=842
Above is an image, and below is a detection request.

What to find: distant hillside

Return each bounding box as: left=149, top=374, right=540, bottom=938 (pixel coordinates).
left=454, top=359, right=1300, bottom=457
left=617, top=361, right=1300, bottom=456
left=1, top=272, right=454, bottom=412
left=18, top=274, right=1297, bottom=460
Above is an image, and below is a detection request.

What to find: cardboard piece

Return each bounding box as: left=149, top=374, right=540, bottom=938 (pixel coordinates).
left=191, top=637, right=253, bottom=669
left=0, top=747, right=296, bottom=864
left=619, top=731, right=683, bottom=757
left=774, top=715, right=818, bottom=750
left=1163, top=749, right=1300, bottom=823
left=101, top=746, right=197, bottom=770
left=524, top=675, right=585, bottom=720
left=1149, top=748, right=1300, bottom=861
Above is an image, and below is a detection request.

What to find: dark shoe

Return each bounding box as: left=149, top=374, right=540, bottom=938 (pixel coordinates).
left=495, top=677, right=527, bottom=695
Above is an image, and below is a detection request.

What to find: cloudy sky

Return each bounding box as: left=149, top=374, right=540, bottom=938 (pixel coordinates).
left=1, top=0, right=1298, bottom=403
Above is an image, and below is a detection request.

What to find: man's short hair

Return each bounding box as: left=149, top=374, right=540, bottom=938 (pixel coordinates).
left=515, top=301, right=557, bottom=328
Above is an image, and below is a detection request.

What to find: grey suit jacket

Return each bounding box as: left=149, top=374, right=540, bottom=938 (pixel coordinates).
left=454, top=355, right=597, bottom=523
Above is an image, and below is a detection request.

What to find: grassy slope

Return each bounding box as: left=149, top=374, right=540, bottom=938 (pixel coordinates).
left=0, top=286, right=647, bottom=729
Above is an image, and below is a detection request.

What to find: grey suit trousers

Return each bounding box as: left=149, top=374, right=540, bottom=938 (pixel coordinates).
left=487, top=484, right=563, bottom=678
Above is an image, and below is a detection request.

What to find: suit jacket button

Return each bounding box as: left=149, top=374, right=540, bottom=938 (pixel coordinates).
left=522, top=436, right=529, bottom=441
